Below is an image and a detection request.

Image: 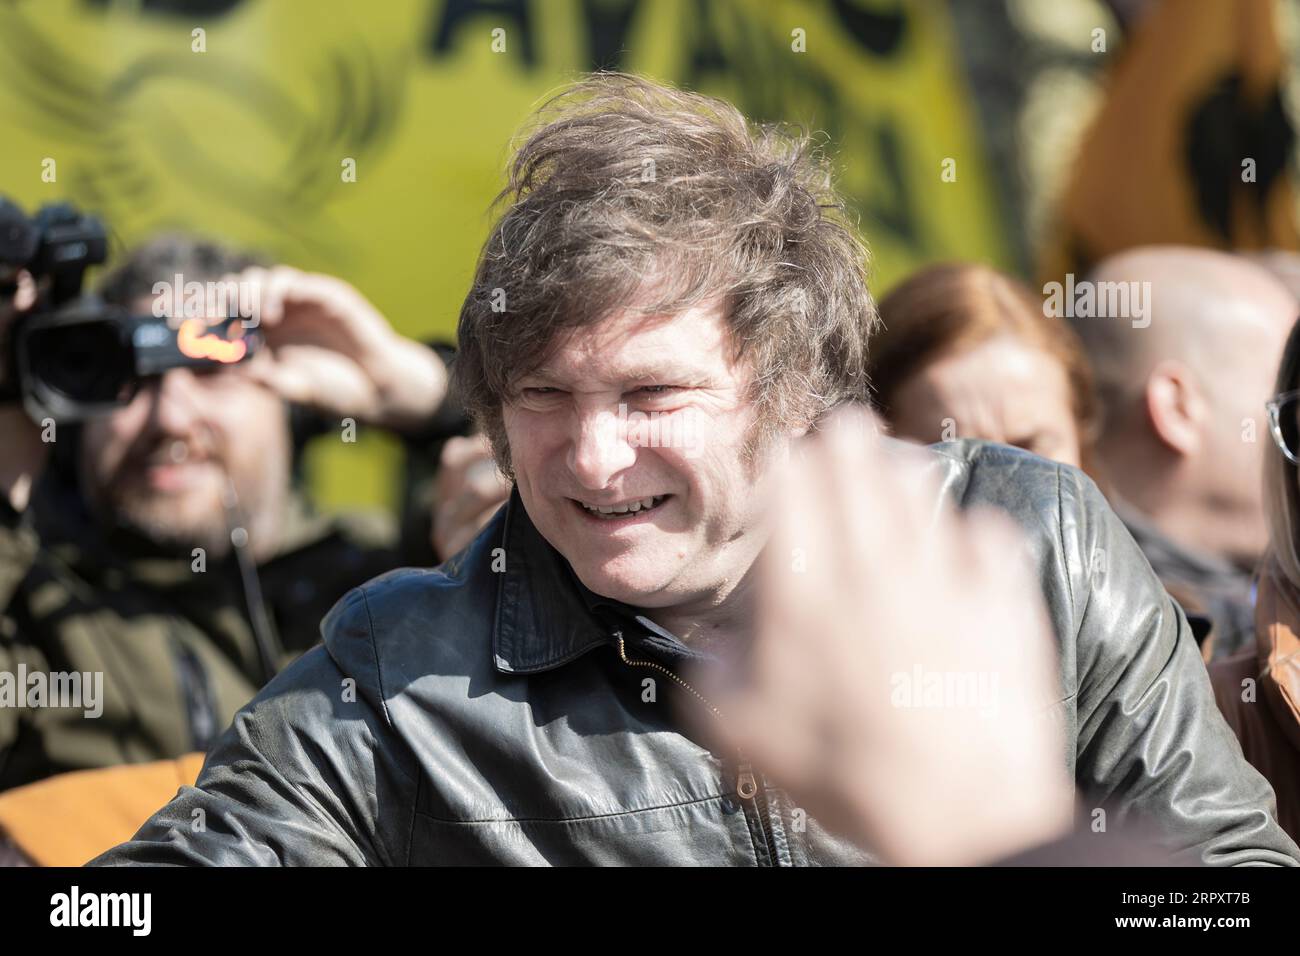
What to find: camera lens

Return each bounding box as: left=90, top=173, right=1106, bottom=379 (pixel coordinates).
left=24, top=319, right=134, bottom=404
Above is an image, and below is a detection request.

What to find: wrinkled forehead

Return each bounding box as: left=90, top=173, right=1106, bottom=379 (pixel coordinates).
left=522, top=298, right=746, bottom=387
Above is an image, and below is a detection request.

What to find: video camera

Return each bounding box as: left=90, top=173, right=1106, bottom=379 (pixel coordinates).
left=0, top=197, right=262, bottom=422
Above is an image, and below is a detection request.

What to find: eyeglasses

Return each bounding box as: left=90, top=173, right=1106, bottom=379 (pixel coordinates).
left=1266, top=389, right=1300, bottom=465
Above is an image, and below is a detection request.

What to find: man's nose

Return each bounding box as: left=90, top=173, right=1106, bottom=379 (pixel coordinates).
left=148, top=369, right=207, bottom=436
left=568, top=405, right=636, bottom=488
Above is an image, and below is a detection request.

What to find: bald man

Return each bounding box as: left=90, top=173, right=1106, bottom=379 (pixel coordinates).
left=1070, top=246, right=1298, bottom=659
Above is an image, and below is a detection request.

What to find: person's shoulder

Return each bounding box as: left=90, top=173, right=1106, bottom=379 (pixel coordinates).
left=917, top=438, right=1116, bottom=591
left=325, top=560, right=493, bottom=635
left=919, top=438, right=1102, bottom=520
left=323, top=564, right=473, bottom=636
left=319, top=518, right=504, bottom=691
left=326, top=497, right=503, bottom=624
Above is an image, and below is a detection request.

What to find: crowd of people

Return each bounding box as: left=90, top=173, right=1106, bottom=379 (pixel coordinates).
left=0, top=72, right=1298, bottom=866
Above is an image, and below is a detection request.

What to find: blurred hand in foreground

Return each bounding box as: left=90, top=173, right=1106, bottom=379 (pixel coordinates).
left=694, top=408, right=1074, bottom=866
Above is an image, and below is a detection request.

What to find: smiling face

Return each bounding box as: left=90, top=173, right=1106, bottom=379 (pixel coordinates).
left=503, top=298, right=783, bottom=614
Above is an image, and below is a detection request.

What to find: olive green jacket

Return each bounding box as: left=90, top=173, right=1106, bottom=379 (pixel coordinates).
left=0, top=477, right=403, bottom=791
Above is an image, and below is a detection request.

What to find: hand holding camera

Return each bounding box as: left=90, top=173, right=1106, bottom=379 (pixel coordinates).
left=0, top=197, right=449, bottom=437
left=226, top=266, right=449, bottom=432
left=0, top=197, right=108, bottom=509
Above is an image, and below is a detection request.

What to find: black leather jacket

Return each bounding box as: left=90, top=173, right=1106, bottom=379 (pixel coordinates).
left=91, top=440, right=1300, bottom=866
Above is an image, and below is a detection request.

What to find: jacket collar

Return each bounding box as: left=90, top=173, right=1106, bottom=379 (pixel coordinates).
left=490, top=489, right=625, bottom=674
left=488, top=489, right=718, bottom=674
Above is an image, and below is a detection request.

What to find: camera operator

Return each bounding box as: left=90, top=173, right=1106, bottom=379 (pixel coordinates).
left=0, top=215, right=508, bottom=835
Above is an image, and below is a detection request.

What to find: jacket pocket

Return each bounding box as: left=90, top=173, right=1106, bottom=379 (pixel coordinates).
left=409, top=794, right=759, bottom=865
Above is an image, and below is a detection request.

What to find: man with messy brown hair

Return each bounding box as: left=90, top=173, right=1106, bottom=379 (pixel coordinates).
left=457, top=74, right=873, bottom=472
left=94, top=74, right=1298, bottom=867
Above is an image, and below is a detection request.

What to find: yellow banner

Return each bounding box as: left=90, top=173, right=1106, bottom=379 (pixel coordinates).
left=0, top=0, right=1008, bottom=509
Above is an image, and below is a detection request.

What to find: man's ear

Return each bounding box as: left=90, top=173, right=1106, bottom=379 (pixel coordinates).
left=1144, top=360, right=1205, bottom=456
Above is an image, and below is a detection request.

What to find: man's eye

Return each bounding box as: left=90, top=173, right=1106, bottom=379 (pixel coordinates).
left=634, top=385, right=679, bottom=395
left=523, top=387, right=561, bottom=396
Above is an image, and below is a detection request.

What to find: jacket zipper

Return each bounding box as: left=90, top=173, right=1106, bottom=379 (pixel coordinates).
left=613, top=629, right=785, bottom=866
